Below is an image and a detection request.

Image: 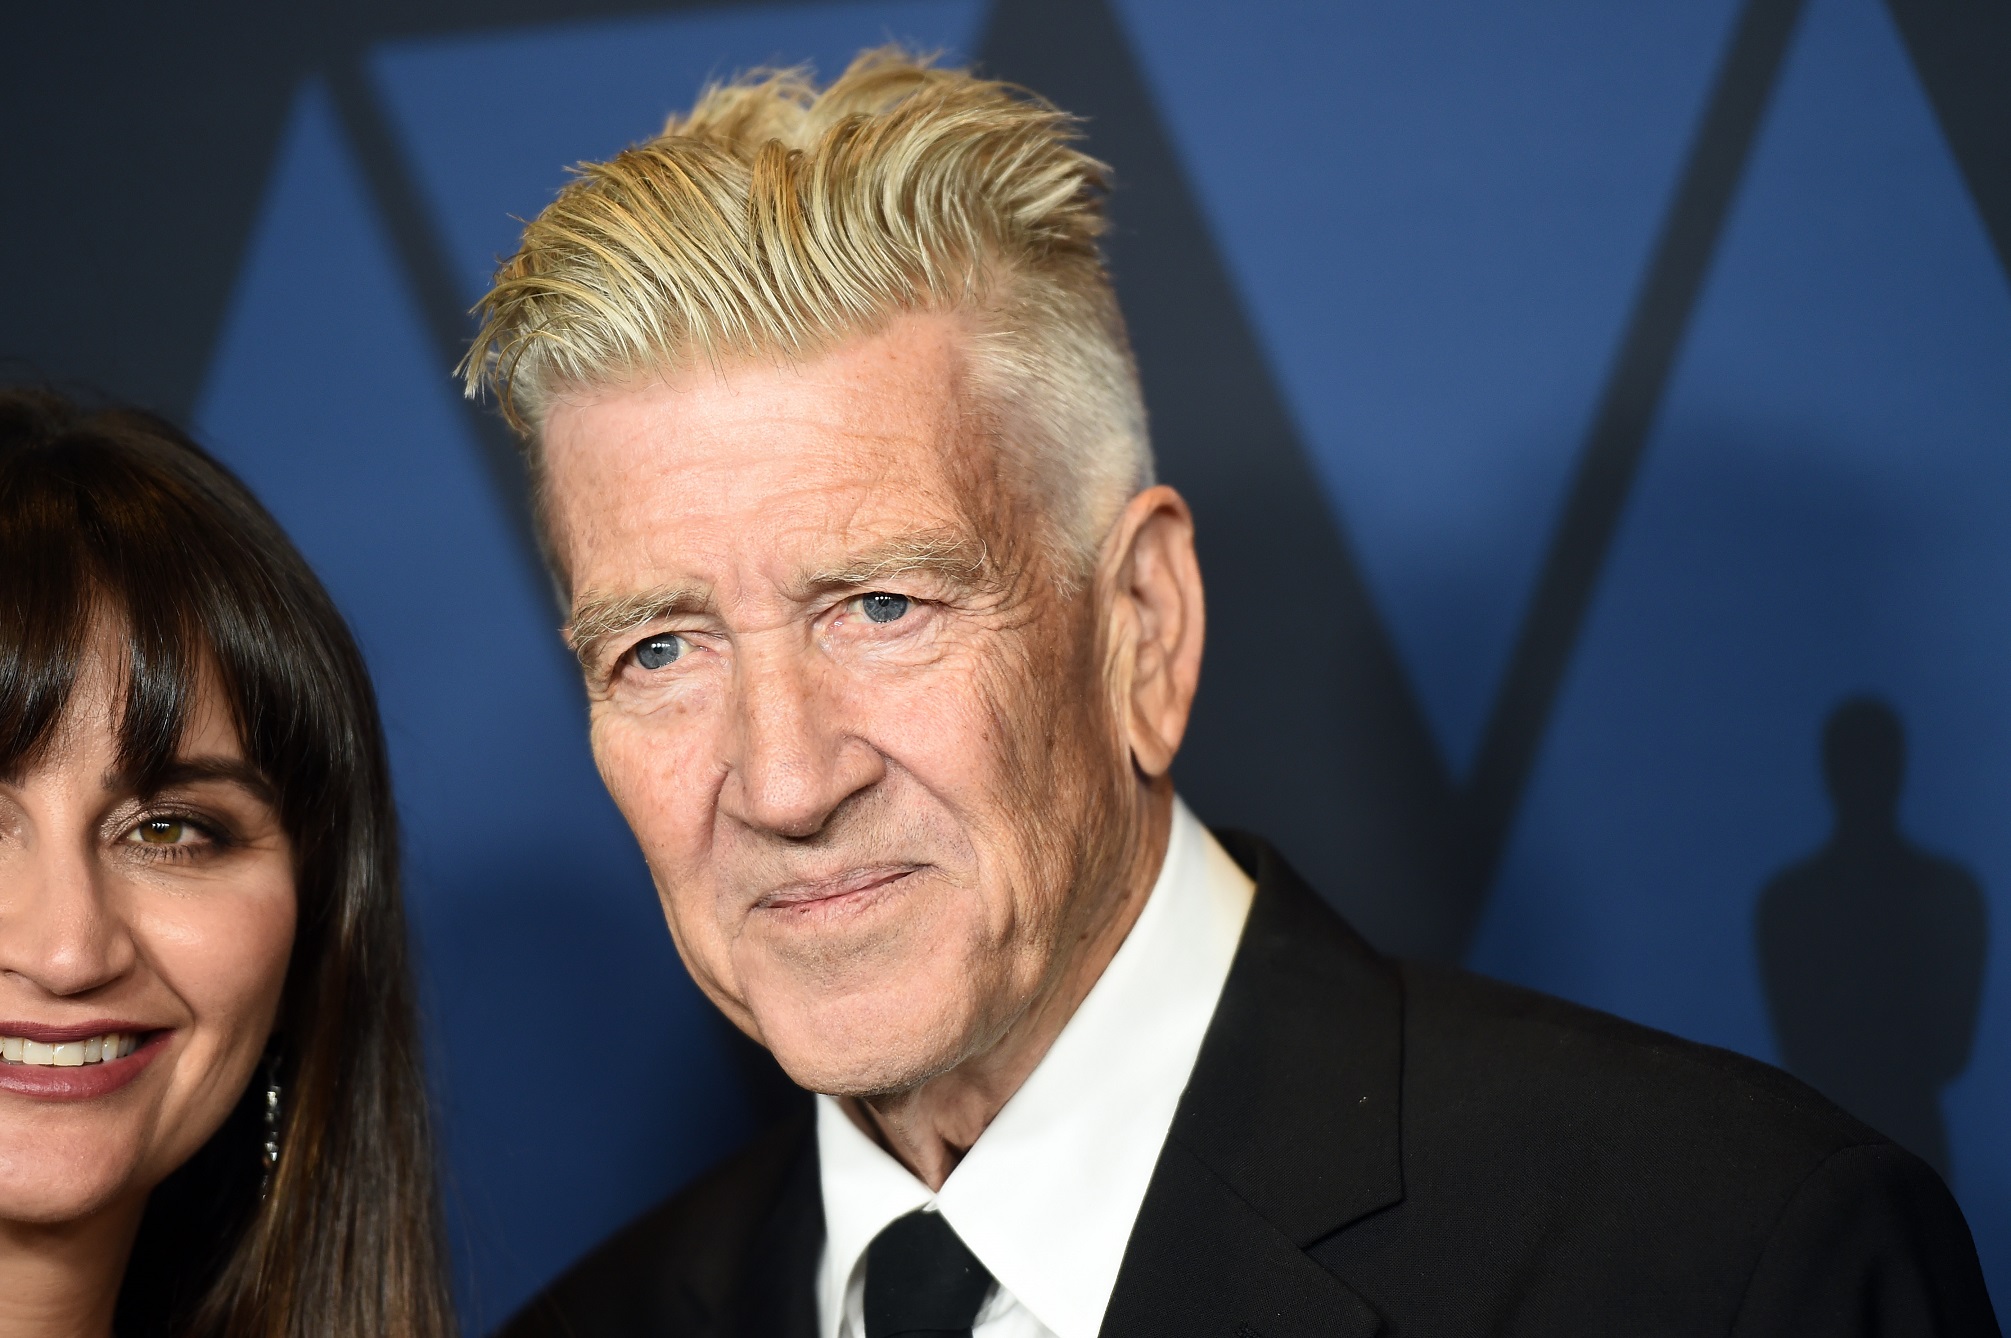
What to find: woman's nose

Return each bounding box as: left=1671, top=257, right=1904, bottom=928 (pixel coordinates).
left=0, top=840, right=136, bottom=998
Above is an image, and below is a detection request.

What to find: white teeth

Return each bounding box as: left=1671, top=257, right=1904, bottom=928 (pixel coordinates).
left=0, top=1032, right=135, bottom=1067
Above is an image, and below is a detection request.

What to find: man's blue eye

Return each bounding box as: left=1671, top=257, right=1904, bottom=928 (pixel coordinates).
left=633, top=634, right=682, bottom=670
left=860, top=593, right=910, bottom=624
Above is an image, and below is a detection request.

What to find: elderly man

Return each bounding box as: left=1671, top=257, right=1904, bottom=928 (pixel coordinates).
left=471, top=50, right=1995, bottom=1338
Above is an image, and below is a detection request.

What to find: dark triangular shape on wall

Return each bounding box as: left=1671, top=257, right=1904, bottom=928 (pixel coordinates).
left=978, top=0, right=1830, bottom=961
left=977, top=0, right=1473, bottom=959
left=1884, top=0, right=2011, bottom=284
left=0, top=0, right=712, bottom=425
left=1461, top=0, right=1807, bottom=939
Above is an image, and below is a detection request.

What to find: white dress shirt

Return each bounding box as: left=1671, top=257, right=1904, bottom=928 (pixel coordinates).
left=815, top=798, right=1257, bottom=1338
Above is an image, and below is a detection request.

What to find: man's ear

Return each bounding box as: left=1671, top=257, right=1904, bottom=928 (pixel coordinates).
left=1099, top=485, right=1205, bottom=779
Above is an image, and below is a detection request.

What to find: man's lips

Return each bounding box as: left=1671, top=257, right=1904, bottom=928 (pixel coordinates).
left=754, top=865, right=922, bottom=910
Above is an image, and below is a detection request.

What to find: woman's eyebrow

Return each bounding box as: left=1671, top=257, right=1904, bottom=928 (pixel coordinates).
left=114, top=756, right=278, bottom=804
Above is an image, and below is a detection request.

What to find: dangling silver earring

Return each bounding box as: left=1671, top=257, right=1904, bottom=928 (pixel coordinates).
left=260, top=1056, right=283, bottom=1198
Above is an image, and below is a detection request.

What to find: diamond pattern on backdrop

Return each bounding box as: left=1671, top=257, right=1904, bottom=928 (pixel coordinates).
left=189, top=0, right=2011, bottom=1318
left=1468, top=0, right=2011, bottom=1287
left=1111, top=0, right=1744, bottom=776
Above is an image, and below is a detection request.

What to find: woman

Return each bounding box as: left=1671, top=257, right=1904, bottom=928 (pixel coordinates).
left=0, top=388, right=455, bottom=1338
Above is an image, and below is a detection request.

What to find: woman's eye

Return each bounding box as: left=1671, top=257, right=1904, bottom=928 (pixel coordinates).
left=857, top=593, right=910, bottom=624
left=130, top=819, right=196, bottom=847
left=630, top=633, right=685, bottom=671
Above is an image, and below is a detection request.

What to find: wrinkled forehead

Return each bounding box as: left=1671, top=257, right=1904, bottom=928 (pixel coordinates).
left=540, top=316, right=1003, bottom=603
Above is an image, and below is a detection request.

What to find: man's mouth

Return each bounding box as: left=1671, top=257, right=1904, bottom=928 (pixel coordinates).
left=754, top=865, right=922, bottom=911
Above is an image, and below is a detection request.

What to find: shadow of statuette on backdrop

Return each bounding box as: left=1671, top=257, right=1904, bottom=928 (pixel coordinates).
left=1756, top=697, right=1989, bottom=1177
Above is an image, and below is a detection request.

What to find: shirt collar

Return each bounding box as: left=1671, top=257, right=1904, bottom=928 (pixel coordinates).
left=816, top=799, right=1256, bottom=1338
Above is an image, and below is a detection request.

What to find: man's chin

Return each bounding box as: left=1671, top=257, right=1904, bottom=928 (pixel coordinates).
left=754, top=1007, right=976, bottom=1100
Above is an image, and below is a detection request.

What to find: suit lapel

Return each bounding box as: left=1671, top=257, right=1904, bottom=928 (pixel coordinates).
left=1100, top=834, right=1404, bottom=1337
left=723, top=1126, right=824, bottom=1338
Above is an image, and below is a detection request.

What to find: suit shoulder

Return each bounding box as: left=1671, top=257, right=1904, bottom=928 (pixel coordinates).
left=1396, top=959, right=1881, bottom=1169
left=496, top=1113, right=812, bottom=1338
left=1733, top=1141, right=2000, bottom=1335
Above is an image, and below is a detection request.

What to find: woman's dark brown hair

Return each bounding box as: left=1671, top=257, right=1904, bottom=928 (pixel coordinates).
left=0, top=388, right=455, bottom=1338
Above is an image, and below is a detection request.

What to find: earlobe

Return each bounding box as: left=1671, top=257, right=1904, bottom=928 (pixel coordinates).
left=1106, top=486, right=1205, bottom=780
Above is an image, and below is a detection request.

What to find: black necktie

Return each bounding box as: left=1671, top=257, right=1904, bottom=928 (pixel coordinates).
left=863, top=1208, right=995, bottom=1338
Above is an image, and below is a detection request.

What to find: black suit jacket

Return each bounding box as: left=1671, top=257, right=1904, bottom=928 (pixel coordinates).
left=501, top=835, right=2000, bottom=1337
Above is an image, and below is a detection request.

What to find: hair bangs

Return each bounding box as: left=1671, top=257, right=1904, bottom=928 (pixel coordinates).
left=0, top=409, right=250, bottom=793
left=0, top=475, right=97, bottom=774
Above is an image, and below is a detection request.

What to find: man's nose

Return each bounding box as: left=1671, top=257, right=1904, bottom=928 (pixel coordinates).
left=0, top=840, right=137, bottom=999
left=719, top=646, right=883, bottom=838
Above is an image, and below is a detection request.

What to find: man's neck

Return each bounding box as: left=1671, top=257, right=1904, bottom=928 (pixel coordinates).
left=844, top=784, right=1176, bottom=1190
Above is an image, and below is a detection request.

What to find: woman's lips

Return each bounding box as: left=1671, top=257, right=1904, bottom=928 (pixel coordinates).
left=0, top=1019, right=152, bottom=1045
left=0, top=1028, right=167, bottom=1101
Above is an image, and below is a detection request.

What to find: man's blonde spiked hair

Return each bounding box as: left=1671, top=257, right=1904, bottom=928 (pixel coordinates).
left=463, top=47, right=1153, bottom=586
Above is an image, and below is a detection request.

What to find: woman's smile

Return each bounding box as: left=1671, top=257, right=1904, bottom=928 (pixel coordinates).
left=0, top=1025, right=164, bottom=1100
left=0, top=388, right=454, bottom=1337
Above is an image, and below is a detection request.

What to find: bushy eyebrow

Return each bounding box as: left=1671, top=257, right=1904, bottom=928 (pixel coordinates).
left=566, top=584, right=711, bottom=673
left=801, top=529, right=992, bottom=593
left=565, top=530, right=994, bottom=675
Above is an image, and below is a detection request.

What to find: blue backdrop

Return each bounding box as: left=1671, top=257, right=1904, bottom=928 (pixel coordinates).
left=175, top=0, right=2007, bottom=1323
